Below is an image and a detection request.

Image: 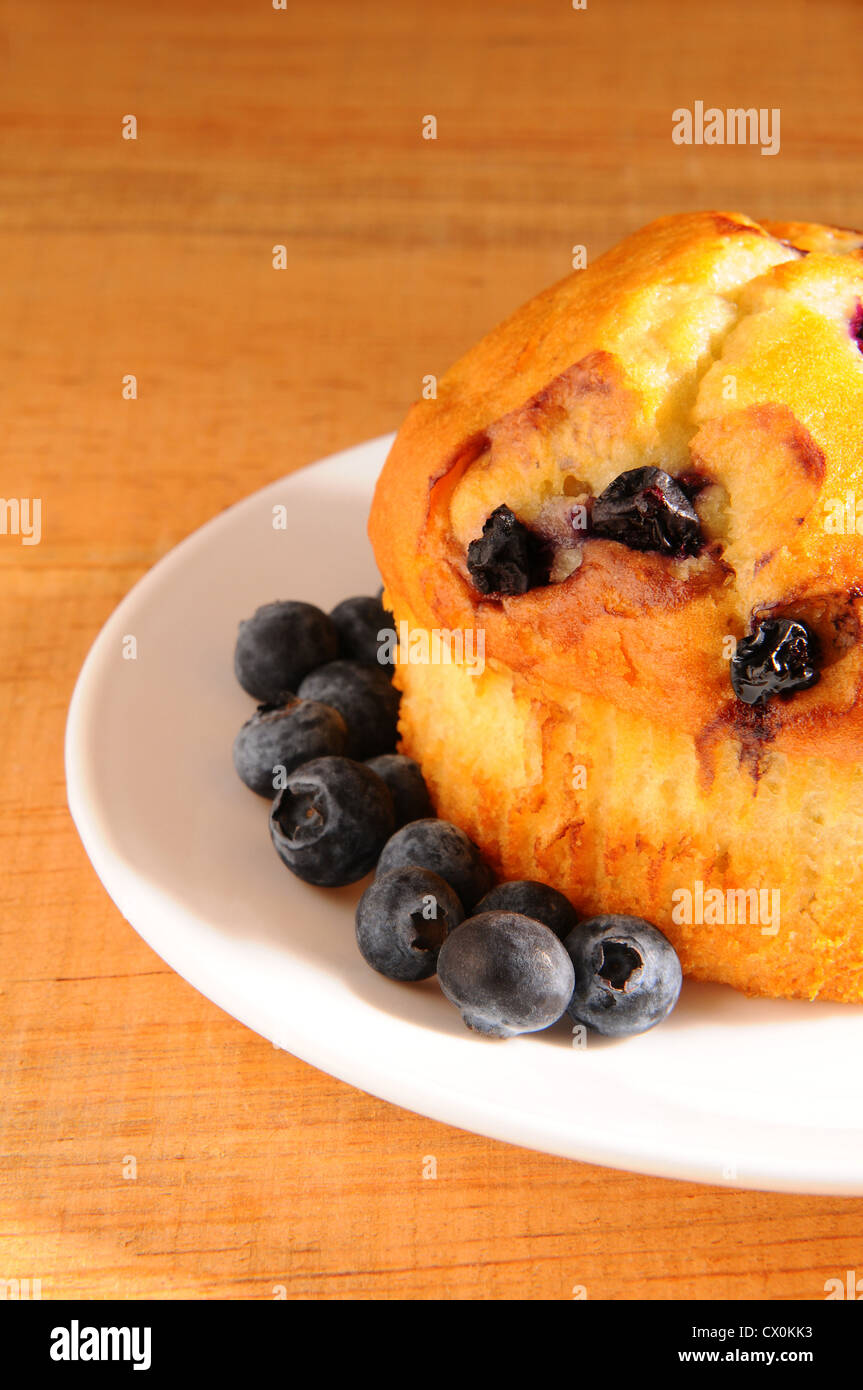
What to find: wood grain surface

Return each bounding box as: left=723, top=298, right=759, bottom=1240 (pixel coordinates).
left=2, top=0, right=863, bottom=1300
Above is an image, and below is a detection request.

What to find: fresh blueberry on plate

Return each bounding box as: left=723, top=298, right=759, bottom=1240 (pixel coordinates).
left=330, top=594, right=394, bottom=668
left=376, top=818, right=492, bottom=910
left=364, top=754, right=434, bottom=826
left=269, top=755, right=395, bottom=887
left=234, top=600, right=338, bottom=703
left=563, top=914, right=683, bottom=1037
left=298, top=659, right=400, bottom=760
left=233, top=698, right=348, bottom=797
left=474, top=879, right=579, bottom=940
left=355, top=866, right=464, bottom=981
left=437, top=912, right=575, bottom=1038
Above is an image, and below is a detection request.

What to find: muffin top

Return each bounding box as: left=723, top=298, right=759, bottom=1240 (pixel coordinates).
left=368, top=211, right=863, bottom=762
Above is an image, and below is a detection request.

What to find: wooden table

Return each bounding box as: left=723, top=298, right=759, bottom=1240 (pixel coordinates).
left=3, top=0, right=862, bottom=1300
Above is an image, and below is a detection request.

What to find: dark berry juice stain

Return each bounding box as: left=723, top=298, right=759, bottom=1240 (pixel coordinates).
left=674, top=469, right=713, bottom=500
left=467, top=504, right=552, bottom=596
left=851, top=301, right=863, bottom=351
left=696, top=698, right=777, bottom=792
left=589, top=467, right=702, bottom=557
left=731, top=701, right=776, bottom=784
left=730, top=618, right=820, bottom=705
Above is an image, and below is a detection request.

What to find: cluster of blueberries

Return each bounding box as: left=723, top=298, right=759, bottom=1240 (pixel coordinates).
left=232, top=592, right=682, bottom=1040
left=467, top=467, right=821, bottom=706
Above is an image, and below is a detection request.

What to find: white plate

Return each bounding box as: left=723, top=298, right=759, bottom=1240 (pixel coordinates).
left=66, top=435, right=863, bottom=1194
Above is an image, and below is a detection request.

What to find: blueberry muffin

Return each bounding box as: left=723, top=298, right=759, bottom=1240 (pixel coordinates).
left=368, top=211, right=863, bottom=1003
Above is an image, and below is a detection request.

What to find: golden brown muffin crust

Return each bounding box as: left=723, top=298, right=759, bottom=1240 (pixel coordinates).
left=369, top=210, right=863, bottom=762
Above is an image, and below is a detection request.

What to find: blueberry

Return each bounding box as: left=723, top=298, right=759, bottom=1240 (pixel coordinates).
left=364, top=754, right=434, bottom=826
left=355, top=867, right=464, bottom=981
left=590, top=467, right=701, bottom=556
left=331, top=595, right=394, bottom=668
left=233, top=698, right=348, bottom=797
left=437, top=912, right=575, bottom=1038
left=376, top=818, right=492, bottom=910
left=563, top=914, right=682, bottom=1037
left=269, top=756, right=395, bottom=887
left=467, top=504, right=551, bottom=596
left=730, top=617, right=820, bottom=705
left=474, top=880, right=578, bottom=941
left=234, top=601, right=338, bottom=703
left=298, top=659, right=400, bottom=759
